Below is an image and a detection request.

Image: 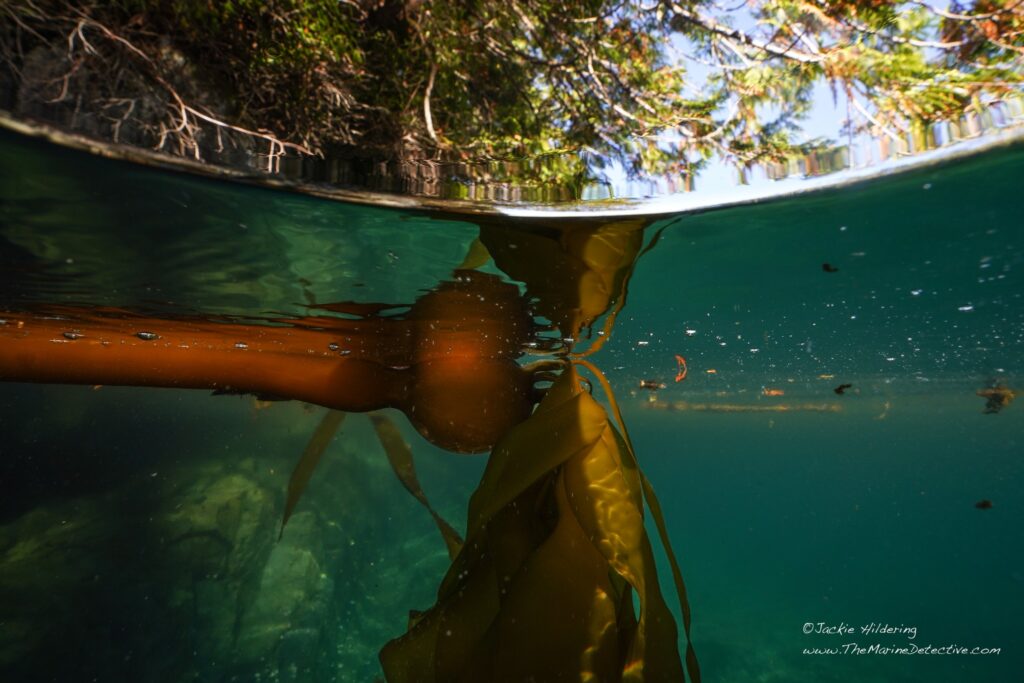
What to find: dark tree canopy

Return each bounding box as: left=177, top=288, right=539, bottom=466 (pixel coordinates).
left=2, top=1, right=1022, bottom=196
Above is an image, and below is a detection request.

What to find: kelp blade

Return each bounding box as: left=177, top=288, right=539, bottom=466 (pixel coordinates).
left=368, top=411, right=464, bottom=559
left=576, top=358, right=701, bottom=683
left=280, top=409, right=346, bottom=537
left=380, top=366, right=692, bottom=681
left=479, top=220, right=644, bottom=344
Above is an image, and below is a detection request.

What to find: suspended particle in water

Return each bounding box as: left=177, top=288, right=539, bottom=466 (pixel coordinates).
left=674, top=355, right=688, bottom=382
left=62, top=331, right=84, bottom=340
left=974, top=499, right=993, bottom=510
left=822, top=263, right=839, bottom=273
left=328, top=342, right=340, bottom=351
left=136, top=331, right=160, bottom=341
left=834, top=383, right=853, bottom=395
left=235, top=342, right=249, bottom=350
left=636, top=340, right=649, bottom=347
left=958, top=305, right=975, bottom=312
left=977, top=385, right=1015, bottom=414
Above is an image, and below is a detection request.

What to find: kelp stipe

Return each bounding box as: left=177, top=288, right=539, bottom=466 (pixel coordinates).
left=380, top=364, right=699, bottom=682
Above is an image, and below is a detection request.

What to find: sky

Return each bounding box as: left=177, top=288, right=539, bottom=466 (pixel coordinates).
left=587, top=1, right=1022, bottom=203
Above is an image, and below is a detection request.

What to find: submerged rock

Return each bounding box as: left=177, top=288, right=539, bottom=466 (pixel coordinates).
left=0, top=457, right=341, bottom=682
left=234, top=511, right=336, bottom=682
left=0, top=411, right=464, bottom=683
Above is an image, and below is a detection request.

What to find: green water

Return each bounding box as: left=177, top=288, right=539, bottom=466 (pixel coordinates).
left=1, top=129, right=1022, bottom=682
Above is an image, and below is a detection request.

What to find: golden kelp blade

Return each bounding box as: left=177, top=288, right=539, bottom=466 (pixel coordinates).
left=380, top=366, right=692, bottom=682
left=456, top=237, right=491, bottom=271
left=368, top=412, right=464, bottom=560
left=280, top=409, right=347, bottom=538
left=479, top=220, right=644, bottom=345
left=577, top=357, right=701, bottom=683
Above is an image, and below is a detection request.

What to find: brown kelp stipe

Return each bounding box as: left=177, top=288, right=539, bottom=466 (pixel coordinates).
left=0, top=272, right=538, bottom=453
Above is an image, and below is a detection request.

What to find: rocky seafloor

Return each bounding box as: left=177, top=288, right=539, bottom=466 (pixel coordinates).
left=0, top=391, right=460, bottom=682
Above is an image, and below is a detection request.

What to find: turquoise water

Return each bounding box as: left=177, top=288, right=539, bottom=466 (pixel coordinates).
left=0, top=129, right=1022, bottom=682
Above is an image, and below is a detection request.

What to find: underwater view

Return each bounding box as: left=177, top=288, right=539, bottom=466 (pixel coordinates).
left=1, top=125, right=1022, bottom=683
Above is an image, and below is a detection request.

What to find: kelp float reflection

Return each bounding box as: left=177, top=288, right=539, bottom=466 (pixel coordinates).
left=0, top=219, right=700, bottom=682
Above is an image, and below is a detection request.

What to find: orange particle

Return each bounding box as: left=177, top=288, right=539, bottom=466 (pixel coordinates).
left=762, top=387, right=785, bottom=397
left=706, top=368, right=717, bottom=374
left=674, top=355, right=688, bottom=382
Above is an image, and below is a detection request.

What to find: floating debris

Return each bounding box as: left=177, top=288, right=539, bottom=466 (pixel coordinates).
left=639, top=380, right=665, bottom=391
left=674, top=355, right=688, bottom=383
left=834, top=383, right=853, bottom=395
left=974, top=499, right=993, bottom=510
left=234, top=342, right=249, bottom=350
left=135, top=331, right=160, bottom=341
left=62, top=331, right=84, bottom=340
left=822, top=263, right=839, bottom=273
left=977, top=385, right=1015, bottom=414
left=876, top=401, right=891, bottom=420
left=762, top=387, right=785, bottom=397
left=328, top=342, right=340, bottom=351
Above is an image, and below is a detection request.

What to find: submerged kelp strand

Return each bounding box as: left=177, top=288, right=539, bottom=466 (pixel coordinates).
left=369, top=412, right=464, bottom=560
left=281, top=409, right=347, bottom=538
